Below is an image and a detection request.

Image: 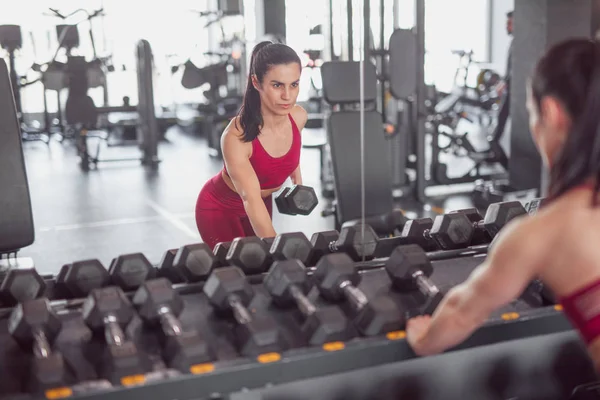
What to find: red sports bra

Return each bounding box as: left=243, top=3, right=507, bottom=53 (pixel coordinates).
left=559, top=280, right=600, bottom=344
left=224, top=113, right=301, bottom=190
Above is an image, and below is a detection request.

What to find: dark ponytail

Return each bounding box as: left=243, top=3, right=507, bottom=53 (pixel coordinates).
left=531, top=39, right=600, bottom=205
left=237, top=41, right=302, bottom=142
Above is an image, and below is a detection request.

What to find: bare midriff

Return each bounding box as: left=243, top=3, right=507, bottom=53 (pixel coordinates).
left=221, top=170, right=282, bottom=199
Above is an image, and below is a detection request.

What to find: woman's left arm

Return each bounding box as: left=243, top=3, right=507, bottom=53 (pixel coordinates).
left=290, top=105, right=308, bottom=186
left=407, top=216, right=546, bottom=356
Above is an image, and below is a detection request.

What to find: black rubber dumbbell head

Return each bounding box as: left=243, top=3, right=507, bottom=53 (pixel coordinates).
left=449, top=208, right=491, bottom=245
left=354, top=296, right=405, bottom=336
left=157, top=248, right=180, bottom=283
left=132, top=278, right=183, bottom=324
left=109, top=253, right=156, bottom=291
left=385, top=244, right=433, bottom=291
left=314, top=253, right=361, bottom=302
left=482, top=201, right=527, bottom=238
left=285, top=185, right=318, bottom=215
left=8, top=297, right=62, bottom=347
left=302, top=306, right=353, bottom=345
left=203, top=266, right=254, bottom=313
left=226, top=237, right=270, bottom=275
left=389, top=209, right=409, bottom=233
left=0, top=268, right=46, bottom=306
left=213, top=241, right=232, bottom=265
left=309, top=230, right=340, bottom=265
left=63, top=259, right=110, bottom=298
left=172, top=243, right=217, bottom=282
left=275, top=187, right=293, bottom=214
left=400, top=218, right=438, bottom=251
left=264, top=259, right=310, bottom=307
left=430, top=213, right=474, bottom=250
left=525, top=198, right=548, bottom=216
left=262, top=237, right=275, bottom=251
left=8, top=298, right=69, bottom=391
left=236, top=314, right=288, bottom=356
left=164, top=332, right=215, bottom=370
left=270, top=232, right=313, bottom=265
left=337, top=224, right=378, bottom=261
left=81, top=286, right=135, bottom=331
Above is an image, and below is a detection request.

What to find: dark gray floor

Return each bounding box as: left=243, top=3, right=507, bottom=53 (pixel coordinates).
left=18, top=124, right=480, bottom=277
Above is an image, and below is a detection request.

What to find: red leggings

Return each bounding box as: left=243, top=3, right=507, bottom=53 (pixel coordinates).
left=195, top=174, right=273, bottom=249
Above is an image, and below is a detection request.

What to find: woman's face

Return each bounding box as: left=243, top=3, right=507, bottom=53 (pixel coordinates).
left=254, top=63, right=301, bottom=116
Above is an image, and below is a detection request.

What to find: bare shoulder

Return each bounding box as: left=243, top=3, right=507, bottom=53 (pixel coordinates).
left=221, top=117, right=251, bottom=155
left=290, top=105, right=308, bottom=131
left=489, top=212, right=554, bottom=272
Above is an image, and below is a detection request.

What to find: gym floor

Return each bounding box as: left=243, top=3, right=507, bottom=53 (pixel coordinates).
left=19, top=124, right=479, bottom=277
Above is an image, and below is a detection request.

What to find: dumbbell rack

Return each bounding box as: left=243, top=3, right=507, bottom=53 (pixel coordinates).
left=0, top=255, right=577, bottom=400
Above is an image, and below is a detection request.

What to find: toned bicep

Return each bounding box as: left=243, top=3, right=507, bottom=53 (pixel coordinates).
left=457, top=218, right=544, bottom=315
left=221, top=132, right=261, bottom=202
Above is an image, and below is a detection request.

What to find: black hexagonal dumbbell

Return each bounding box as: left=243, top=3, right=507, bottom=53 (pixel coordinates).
left=275, top=185, right=319, bottom=216
left=109, top=253, right=156, bottom=291
left=264, top=259, right=353, bottom=345
left=132, top=278, right=215, bottom=372
left=310, top=225, right=378, bottom=263
left=314, top=253, right=404, bottom=336
left=398, top=218, right=442, bottom=252
left=81, top=286, right=147, bottom=384
left=225, top=237, right=271, bottom=275
left=54, top=259, right=110, bottom=299
left=449, top=201, right=527, bottom=244
left=0, top=268, right=46, bottom=306
left=267, top=232, right=314, bottom=266
left=158, top=244, right=218, bottom=284
left=213, top=241, right=232, bottom=265
left=447, top=209, right=491, bottom=246
left=8, top=297, right=71, bottom=393
left=385, top=244, right=445, bottom=315
left=309, top=230, right=340, bottom=265
left=203, top=266, right=287, bottom=356
left=525, top=198, right=548, bottom=216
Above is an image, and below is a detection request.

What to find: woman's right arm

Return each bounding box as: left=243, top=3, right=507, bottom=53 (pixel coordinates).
left=221, top=124, right=276, bottom=238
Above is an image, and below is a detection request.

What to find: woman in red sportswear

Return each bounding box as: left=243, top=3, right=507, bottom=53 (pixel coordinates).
left=195, top=41, right=307, bottom=248
left=406, top=38, right=600, bottom=370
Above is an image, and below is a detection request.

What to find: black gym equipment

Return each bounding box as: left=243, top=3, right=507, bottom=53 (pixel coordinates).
left=0, top=58, right=35, bottom=266
left=64, top=38, right=162, bottom=171
left=54, top=259, right=110, bottom=299
left=174, top=8, right=245, bottom=158
left=203, top=266, right=287, bottom=356
left=8, top=298, right=71, bottom=393
left=212, top=241, right=232, bottom=265
left=320, top=60, right=398, bottom=233
left=0, top=268, right=46, bottom=306
left=0, top=25, right=54, bottom=143
left=81, top=286, right=148, bottom=384
left=158, top=244, right=218, bottom=284
left=385, top=245, right=445, bottom=315
left=314, top=253, right=405, bottom=336
left=274, top=185, right=319, bottom=216
left=264, top=259, right=353, bottom=345
left=269, top=232, right=314, bottom=266
left=108, top=253, right=156, bottom=291
left=132, top=278, right=214, bottom=372
left=525, top=197, right=548, bottom=216
left=225, top=237, right=272, bottom=275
